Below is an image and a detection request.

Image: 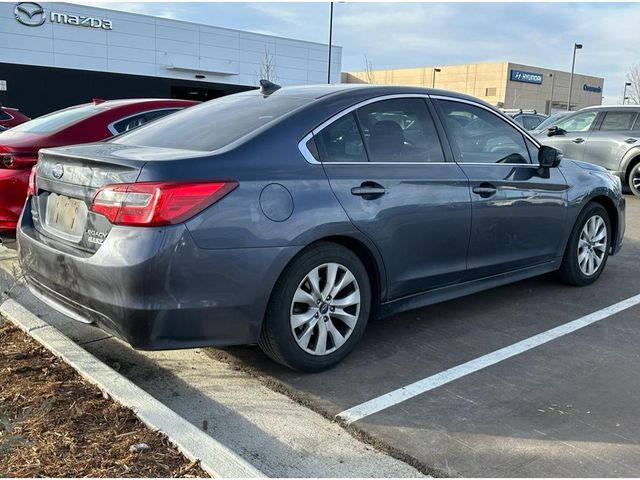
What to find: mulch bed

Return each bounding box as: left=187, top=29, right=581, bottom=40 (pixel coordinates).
left=0, top=318, right=209, bottom=478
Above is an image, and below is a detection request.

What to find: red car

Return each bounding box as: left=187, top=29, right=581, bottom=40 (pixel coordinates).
left=0, top=98, right=198, bottom=234
left=0, top=105, right=30, bottom=129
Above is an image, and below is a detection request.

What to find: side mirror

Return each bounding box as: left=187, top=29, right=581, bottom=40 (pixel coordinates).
left=539, top=145, right=563, bottom=168
left=547, top=126, right=566, bottom=137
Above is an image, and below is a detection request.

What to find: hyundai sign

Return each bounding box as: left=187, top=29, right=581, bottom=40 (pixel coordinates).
left=583, top=84, right=602, bottom=93
left=510, top=69, right=543, bottom=85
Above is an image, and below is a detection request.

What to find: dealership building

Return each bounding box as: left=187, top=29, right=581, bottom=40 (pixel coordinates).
left=343, top=61, right=604, bottom=113
left=0, top=2, right=342, bottom=117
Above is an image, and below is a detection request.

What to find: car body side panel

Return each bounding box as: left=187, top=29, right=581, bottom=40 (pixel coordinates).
left=584, top=129, right=639, bottom=172
left=18, top=202, right=303, bottom=348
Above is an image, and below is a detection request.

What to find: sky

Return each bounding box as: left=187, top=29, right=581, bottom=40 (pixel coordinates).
left=85, top=2, right=639, bottom=105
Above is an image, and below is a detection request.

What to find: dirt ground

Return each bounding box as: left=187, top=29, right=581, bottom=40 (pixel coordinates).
left=0, top=318, right=209, bottom=478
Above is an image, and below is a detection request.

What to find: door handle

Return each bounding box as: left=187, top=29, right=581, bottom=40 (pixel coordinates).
left=572, top=138, right=585, bottom=144
left=351, top=182, right=386, bottom=199
left=472, top=183, right=497, bottom=198
left=625, top=138, right=638, bottom=144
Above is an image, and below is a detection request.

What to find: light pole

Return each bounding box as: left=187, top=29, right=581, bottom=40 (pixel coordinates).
left=432, top=68, right=441, bottom=88
left=623, top=82, right=632, bottom=104
left=548, top=73, right=556, bottom=114
left=327, top=2, right=334, bottom=84
left=567, top=42, right=582, bottom=111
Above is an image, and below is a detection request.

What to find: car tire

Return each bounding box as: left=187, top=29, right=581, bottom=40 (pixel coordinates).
left=628, top=162, right=640, bottom=197
left=558, top=203, right=611, bottom=286
left=259, top=242, right=371, bottom=372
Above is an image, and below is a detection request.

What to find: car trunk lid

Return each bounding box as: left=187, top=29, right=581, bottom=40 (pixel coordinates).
left=31, top=143, right=203, bottom=253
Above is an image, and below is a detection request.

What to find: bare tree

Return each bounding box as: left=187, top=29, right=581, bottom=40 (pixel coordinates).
left=256, top=46, right=277, bottom=83
left=363, top=55, right=376, bottom=84
left=626, top=64, right=640, bottom=104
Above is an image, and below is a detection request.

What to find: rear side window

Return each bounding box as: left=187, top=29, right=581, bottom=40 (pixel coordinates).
left=600, top=111, right=638, bottom=131
left=10, top=104, right=105, bottom=134
left=315, top=113, right=368, bottom=163
left=113, top=94, right=311, bottom=151
left=355, top=98, right=445, bottom=163
left=0, top=111, right=12, bottom=121
left=522, top=115, right=543, bottom=130
left=110, top=109, right=180, bottom=135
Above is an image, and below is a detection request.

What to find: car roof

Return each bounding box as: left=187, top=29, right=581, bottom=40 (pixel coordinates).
left=580, top=105, right=640, bottom=112
left=243, top=83, right=499, bottom=110
left=90, top=98, right=199, bottom=108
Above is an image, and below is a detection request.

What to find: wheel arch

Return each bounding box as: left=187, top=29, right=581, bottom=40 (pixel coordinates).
left=583, top=195, right=619, bottom=253
left=620, top=147, right=640, bottom=181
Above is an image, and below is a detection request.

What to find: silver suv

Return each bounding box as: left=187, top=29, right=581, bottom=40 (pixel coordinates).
left=533, top=105, right=640, bottom=196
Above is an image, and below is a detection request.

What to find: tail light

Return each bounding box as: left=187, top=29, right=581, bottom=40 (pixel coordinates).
left=90, top=180, right=238, bottom=226
left=26, top=166, right=37, bottom=197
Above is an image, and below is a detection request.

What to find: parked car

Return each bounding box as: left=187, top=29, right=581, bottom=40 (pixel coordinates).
left=17, top=85, right=625, bottom=371
left=531, top=110, right=573, bottom=134
left=503, top=109, right=547, bottom=130
left=533, top=105, right=640, bottom=196
left=0, top=104, right=30, bottom=129
left=0, top=98, right=198, bottom=233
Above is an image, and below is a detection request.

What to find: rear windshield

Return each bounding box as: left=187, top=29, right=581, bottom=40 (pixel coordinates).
left=112, top=93, right=311, bottom=151
left=10, top=104, right=105, bottom=134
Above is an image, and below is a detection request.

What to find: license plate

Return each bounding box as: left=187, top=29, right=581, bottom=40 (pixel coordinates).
left=45, top=193, right=87, bottom=238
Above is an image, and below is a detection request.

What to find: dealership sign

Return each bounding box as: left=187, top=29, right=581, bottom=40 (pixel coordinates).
left=14, top=2, right=113, bottom=30
left=583, top=84, right=602, bottom=93
left=510, top=69, right=544, bottom=85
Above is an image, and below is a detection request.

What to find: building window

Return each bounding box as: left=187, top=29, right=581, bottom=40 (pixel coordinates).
left=485, top=87, right=497, bottom=97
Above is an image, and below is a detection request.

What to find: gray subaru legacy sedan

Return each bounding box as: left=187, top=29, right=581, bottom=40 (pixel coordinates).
left=17, top=84, right=625, bottom=371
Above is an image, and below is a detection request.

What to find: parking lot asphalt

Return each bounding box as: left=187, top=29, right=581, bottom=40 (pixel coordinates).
left=1, top=196, right=638, bottom=477
left=212, top=195, right=640, bottom=477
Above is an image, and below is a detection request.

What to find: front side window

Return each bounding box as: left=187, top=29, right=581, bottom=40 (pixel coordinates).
left=555, top=111, right=598, bottom=132
left=315, top=113, right=368, bottom=163
left=355, top=98, right=445, bottom=163
left=437, top=100, right=531, bottom=164
left=600, top=111, right=638, bottom=131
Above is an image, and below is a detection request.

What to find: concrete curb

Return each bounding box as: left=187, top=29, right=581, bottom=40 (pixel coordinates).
left=0, top=298, right=265, bottom=479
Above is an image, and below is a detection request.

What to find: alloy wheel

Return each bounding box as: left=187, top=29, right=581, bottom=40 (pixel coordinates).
left=290, top=262, right=361, bottom=356
left=577, top=214, right=607, bottom=276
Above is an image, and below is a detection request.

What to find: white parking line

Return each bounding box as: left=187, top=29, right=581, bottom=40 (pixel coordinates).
left=337, top=293, right=640, bottom=425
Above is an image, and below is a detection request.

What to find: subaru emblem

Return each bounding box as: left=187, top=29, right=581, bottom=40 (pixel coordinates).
left=52, top=163, right=64, bottom=179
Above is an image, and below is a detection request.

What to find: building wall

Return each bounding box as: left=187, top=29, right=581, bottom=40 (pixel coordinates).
left=0, top=2, right=342, bottom=87
left=505, top=63, right=603, bottom=112
left=343, top=61, right=603, bottom=112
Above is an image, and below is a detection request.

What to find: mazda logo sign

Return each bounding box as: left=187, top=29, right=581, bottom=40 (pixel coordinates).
left=14, top=2, right=45, bottom=27
left=52, top=163, right=64, bottom=180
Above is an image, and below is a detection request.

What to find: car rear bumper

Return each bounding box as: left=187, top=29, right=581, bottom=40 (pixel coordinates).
left=17, top=201, right=299, bottom=349
left=0, top=168, right=30, bottom=233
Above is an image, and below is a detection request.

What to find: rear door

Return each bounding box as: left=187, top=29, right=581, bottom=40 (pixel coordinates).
left=584, top=109, right=640, bottom=171
left=314, top=96, right=471, bottom=300
left=434, top=97, right=568, bottom=280
left=540, top=110, right=600, bottom=160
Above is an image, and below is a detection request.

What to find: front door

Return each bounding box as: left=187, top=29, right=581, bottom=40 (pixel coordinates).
left=541, top=109, right=600, bottom=160
left=315, top=97, right=472, bottom=300
left=435, top=98, right=569, bottom=280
